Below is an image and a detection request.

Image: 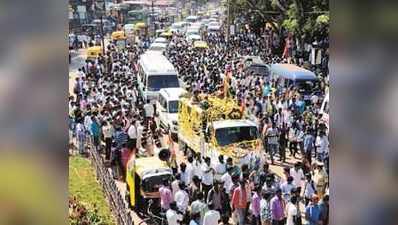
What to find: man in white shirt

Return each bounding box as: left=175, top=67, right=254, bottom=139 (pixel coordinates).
left=179, top=162, right=191, bottom=185
left=174, top=182, right=189, bottom=214
left=143, top=99, right=154, bottom=127
left=166, top=202, right=183, bottom=225
left=202, top=202, right=220, bottom=225
left=127, top=121, right=137, bottom=150
left=280, top=176, right=296, bottom=202
left=315, top=131, right=329, bottom=162
left=266, top=122, right=279, bottom=165
left=286, top=196, right=298, bottom=225
left=102, top=121, right=114, bottom=160
left=213, top=155, right=226, bottom=181
left=171, top=174, right=181, bottom=198
left=220, top=167, right=233, bottom=195
left=201, top=157, right=214, bottom=197
left=290, top=162, right=305, bottom=188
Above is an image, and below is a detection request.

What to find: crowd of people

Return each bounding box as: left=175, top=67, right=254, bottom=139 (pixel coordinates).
left=69, top=19, right=329, bottom=225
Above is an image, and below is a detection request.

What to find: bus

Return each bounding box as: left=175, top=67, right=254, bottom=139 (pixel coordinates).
left=137, top=51, right=181, bottom=103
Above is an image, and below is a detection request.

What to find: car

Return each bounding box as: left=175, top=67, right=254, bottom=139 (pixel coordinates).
left=91, top=19, right=114, bottom=33
left=157, top=88, right=187, bottom=139
left=170, top=22, right=187, bottom=34
left=242, top=56, right=271, bottom=77
left=208, top=21, right=220, bottom=27
left=186, top=34, right=201, bottom=42
left=148, top=42, right=168, bottom=53
left=153, top=37, right=168, bottom=45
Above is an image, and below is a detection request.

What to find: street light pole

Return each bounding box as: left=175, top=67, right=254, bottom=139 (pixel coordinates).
left=226, top=0, right=230, bottom=40
left=151, top=0, right=155, bottom=36
left=97, top=0, right=106, bottom=55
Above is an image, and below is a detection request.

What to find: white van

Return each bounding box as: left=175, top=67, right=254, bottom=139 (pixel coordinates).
left=137, top=52, right=180, bottom=103
left=157, top=88, right=186, bottom=138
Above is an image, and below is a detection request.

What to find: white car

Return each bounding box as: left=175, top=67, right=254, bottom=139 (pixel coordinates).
left=157, top=88, right=186, bottom=138
left=170, top=22, right=187, bottom=34
left=154, top=37, right=168, bottom=45
left=148, top=42, right=168, bottom=53
left=186, top=34, right=201, bottom=42
left=208, top=21, right=220, bottom=27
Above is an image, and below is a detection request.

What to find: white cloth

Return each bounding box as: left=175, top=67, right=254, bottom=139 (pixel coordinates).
left=266, top=127, right=279, bottom=145
left=201, top=163, right=214, bottom=186
left=203, top=210, right=220, bottom=225
left=175, top=190, right=189, bottom=213
left=192, top=161, right=203, bottom=179
left=166, top=209, right=182, bottom=225
left=303, top=180, right=316, bottom=198
left=220, top=173, right=233, bottom=194
left=290, top=168, right=305, bottom=187
left=316, top=135, right=329, bottom=154
left=144, top=103, right=154, bottom=117
left=171, top=180, right=180, bottom=199
left=127, top=124, right=137, bottom=139
left=286, top=202, right=298, bottom=225
left=102, top=125, right=113, bottom=138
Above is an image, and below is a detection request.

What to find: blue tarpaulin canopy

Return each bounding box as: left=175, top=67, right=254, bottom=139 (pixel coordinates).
left=270, top=64, right=317, bottom=81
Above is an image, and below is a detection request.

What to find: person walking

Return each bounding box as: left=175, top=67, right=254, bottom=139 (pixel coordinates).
left=303, top=174, right=317, bottom=206
left=102, top=120, right=114, bottom=160
left=305, top=195, right=322, bottom=225
left=270, top=189, right=286, bottom=225
left=207, top=180, right=222, bottom=211
left=286, top=196, right=299, bottom=225
left=90, top=115, right=101, bottom=151
left=266, top=122, right=279, bottom=165
left=203, top=202, right=221, bottom=225
left=159, top=179, right=173, bottom=212
left=166, top=202, right=183, bottom=225
left=201, top=157, right=214, bottom=197
left=260, top=191, right=272, bottom=225
left=251, top=185, right=261, bottom=225
left=232, top=180, right=248, bottom=225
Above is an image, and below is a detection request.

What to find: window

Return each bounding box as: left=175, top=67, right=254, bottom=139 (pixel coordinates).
left=168, top=100, right=179, bottom=113
left=215, top=126, right=258, bottom=146
left=147, top=75, right=179, bottom=91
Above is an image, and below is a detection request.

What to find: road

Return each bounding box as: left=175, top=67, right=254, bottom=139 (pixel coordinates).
left=69, top=46, right=307, bottom=224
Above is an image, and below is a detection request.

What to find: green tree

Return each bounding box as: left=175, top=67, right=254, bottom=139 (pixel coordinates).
left=225, top=0, right=329, bottom=45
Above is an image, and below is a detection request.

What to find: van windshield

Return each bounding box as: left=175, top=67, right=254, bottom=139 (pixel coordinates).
left=215, top=126, right=258, bottom=146
left=147, top=75, right=179, bottom=91
left=168, top=100, right=179, bottom=113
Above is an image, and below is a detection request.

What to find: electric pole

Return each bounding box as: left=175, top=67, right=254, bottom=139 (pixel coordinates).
left=226, top=0, right=230, bottom=40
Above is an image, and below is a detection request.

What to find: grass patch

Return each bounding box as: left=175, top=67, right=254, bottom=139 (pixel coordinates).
left=69, top=156, right=116, bottom=225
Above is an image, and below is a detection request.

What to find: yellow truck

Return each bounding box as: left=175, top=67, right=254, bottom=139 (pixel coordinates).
left=178, top=94, right=264, bottom=169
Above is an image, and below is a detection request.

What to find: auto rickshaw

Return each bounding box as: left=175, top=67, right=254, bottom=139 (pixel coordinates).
left=111, top=31, right=127, bottom=50
left=86, top=46, right=102, bottom=61
left=193, top=40, right=208, bottom=49
left=125, top=151, right=173, bottom=215
left=160, top=30, right=173, bottom=39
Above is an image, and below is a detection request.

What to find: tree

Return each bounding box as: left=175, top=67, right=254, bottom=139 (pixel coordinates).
left=226, top=0, right=329, bottom=45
